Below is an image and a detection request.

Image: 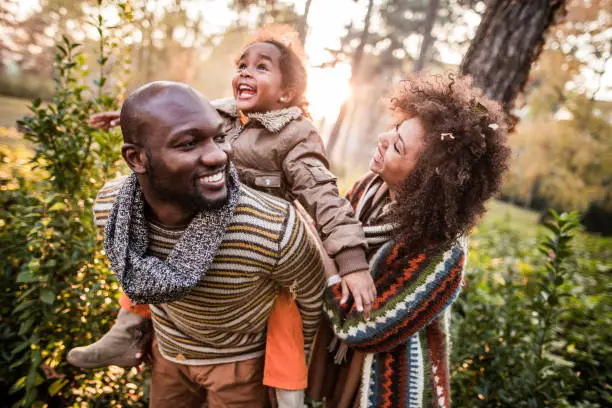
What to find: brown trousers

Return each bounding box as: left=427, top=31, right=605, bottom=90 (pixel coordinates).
left=150, top=341, right=270, bottom=408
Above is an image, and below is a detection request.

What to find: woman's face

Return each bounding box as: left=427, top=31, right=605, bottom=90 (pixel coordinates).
left=370, top=117, right=427, bottom=192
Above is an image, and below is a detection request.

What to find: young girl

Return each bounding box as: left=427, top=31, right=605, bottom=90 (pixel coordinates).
left=70, top=26, right=374, bottom=406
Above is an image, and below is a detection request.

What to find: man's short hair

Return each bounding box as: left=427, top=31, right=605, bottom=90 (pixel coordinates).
left=120, top=81, right=197, bottom=146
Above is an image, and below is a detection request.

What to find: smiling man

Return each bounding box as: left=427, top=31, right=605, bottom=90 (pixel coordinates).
left=88, top=82, right=325, bottom=407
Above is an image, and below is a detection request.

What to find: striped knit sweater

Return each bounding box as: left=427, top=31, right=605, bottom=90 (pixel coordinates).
left=94, top=176, right=325, bottom=365
left=324, top=173, right=467, bottom=408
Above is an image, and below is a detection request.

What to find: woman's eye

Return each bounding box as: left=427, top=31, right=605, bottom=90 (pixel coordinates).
left=394, top=142, right=401, bottom=154
left=237, top=63, right=246, bottom=70
left=257, top=64, right=268, bottom=71
left=214, top=135, right=226, bottom=143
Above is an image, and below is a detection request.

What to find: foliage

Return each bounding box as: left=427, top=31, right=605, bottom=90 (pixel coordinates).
left=0, top=1, right=147, bottom=406
left=502, top=51, right=612, bottom=215
left=452, top=207, right=612, bottom=407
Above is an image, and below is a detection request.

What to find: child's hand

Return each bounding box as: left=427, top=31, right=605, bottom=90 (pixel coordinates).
left=341, top=270, right=376, bottom=321
left=89, top=110, right=120, bottom=130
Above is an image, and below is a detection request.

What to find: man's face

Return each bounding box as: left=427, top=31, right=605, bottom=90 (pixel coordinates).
left=143, top=91, right=232, bottom=212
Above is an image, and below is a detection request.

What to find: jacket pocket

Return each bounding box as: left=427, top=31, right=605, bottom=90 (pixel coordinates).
left=254, top=174, right=282, bottom=188
left=303, top=159, right=337, bottom=184
left=240, top=168, right=286, bottom=198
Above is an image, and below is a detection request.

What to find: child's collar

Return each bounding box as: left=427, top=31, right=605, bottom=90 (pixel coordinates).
left=212, top=98, right=303, bottom=133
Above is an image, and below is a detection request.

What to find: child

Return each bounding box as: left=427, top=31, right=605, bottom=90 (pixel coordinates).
left=70, top=25, right=374, bottom=407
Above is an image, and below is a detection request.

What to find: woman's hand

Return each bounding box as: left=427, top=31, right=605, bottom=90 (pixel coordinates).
left=89, top=110, right=120, bottom=130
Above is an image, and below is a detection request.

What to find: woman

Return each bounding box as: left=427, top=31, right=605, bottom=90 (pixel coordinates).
left=305, top=73, right=510, bottom=408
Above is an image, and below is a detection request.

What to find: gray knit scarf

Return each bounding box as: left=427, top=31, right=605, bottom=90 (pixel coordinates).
left=104, top=167, right=242, bottom=305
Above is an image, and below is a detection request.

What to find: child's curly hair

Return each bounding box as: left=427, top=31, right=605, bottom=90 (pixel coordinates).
left=388, top=73, right=511, bottom=255
left=241, top=25, right=309, bottom=116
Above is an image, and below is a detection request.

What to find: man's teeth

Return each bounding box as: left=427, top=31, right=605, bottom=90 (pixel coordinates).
left=239, top=84, right=254, bottom=91
left=203, top=172, right=224, bottom=183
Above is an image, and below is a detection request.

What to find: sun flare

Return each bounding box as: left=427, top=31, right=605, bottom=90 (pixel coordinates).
left=306, top=63, right=352, bottom=122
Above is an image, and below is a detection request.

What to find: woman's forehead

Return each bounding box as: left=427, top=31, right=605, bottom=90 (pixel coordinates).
left=398, top=117, right=426, bottom=142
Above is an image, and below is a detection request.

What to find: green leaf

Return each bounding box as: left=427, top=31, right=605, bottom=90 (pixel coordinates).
left=17, top=286, right=38, bottom=302
left=39, top=288, right=55, bottom=305
left=19, top=318, right=35, bottom=336
left=13, top=299, right=35, bottom=314
left=12, top=340, right=31, bottom=356
left=17, top=271, right=39, bottom=283
left=48, top=378, right=69, bottom=396
left=8, top=376, right=26, bottom=395
left=48, top=202, right=68, bottom=212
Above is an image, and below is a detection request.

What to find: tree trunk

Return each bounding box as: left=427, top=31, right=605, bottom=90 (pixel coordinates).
left=460, top=0, right=567, bottom=114
left=413, top=0, right=440, bottom=72
left=298, top=0, right=313, bottom=46
left=327, top=0, right=375, bottom=156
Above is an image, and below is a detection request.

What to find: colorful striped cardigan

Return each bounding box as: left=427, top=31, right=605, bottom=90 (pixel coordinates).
left=323, top=173, right=467, bottom=408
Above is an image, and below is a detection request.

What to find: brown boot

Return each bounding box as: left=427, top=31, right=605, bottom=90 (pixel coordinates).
left=67, top=309, right=151, bottom=369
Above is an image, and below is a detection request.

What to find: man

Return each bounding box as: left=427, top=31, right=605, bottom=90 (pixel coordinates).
left=85, top=82, right=325, bottom=407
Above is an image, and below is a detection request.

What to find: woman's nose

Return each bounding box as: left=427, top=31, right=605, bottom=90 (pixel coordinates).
left=378, top=131, right=392, bottom=148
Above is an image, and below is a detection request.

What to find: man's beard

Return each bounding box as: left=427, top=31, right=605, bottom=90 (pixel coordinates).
left=145, top=160, right=231, bottom=212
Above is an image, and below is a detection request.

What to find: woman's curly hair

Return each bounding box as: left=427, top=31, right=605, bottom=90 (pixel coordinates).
left=388, top=73, right=511, bottom=255
left=239, top=25, right=310, bottom=116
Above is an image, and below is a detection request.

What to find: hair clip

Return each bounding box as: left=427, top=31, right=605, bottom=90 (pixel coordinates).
left=441, top=132, right=455, bottom=141
left=474, top=100, right=489, bottom=114
left=488, top=123, right=499, bottom=130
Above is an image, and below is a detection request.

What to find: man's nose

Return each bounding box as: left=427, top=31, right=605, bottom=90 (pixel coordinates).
left=200, top=142, right=228, bottom=167
left=240, top=67, right=253, bottom=77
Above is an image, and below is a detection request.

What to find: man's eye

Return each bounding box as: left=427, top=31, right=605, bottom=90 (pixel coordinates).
left=394, top=142, right=401, bottom=154
left=257, top=64, right=268, bottom=71
left=237, top=63, right=247, bottom=70
left=214, top=135, right=226, bottom=143
left=181, top=140, right=197, bottom=148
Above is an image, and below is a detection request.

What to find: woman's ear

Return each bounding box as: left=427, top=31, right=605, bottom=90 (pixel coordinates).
left=279, top=88, right=296, bottom=105
left=122, top=143, right=147, bottom=174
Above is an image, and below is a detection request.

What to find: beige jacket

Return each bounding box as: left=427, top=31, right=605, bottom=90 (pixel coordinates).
left=212, top=98, right=368, bottom=276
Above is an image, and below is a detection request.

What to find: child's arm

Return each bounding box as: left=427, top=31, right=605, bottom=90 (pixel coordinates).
left=282, top=128, right=376, bottom=314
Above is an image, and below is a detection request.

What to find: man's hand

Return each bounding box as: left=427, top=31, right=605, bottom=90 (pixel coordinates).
left=89, top=110, right=120, bottom=130
left=341, top=270, right=376, bottom=321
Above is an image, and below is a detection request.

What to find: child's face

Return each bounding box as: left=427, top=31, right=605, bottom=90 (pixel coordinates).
left=232, top=42, right=292, bottom=113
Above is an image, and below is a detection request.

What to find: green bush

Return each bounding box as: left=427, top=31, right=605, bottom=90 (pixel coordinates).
left=452, top=210, right=612, bottom=407
left=0, top=2, right=147, bottom=406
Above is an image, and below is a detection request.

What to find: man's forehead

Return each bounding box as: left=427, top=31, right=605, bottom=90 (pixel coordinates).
left=145, top=90, right=222, bottom=128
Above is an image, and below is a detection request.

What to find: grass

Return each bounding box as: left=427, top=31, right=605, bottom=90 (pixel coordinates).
left=481, top=199, right=540, bottom=233
left=0, top=95, right=31, bottom=128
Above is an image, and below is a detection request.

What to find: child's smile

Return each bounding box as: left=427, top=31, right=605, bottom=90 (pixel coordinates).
left=236, top=82, right=257, bottom=100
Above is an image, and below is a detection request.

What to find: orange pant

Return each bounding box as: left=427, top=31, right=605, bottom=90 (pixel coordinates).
left=118, top=291, right=306, bottom=390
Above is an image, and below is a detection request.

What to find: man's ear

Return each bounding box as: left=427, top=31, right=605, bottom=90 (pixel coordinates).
left=122, top=143, right=147, bottom=174
left=279, top=88, right=296, bottom=106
